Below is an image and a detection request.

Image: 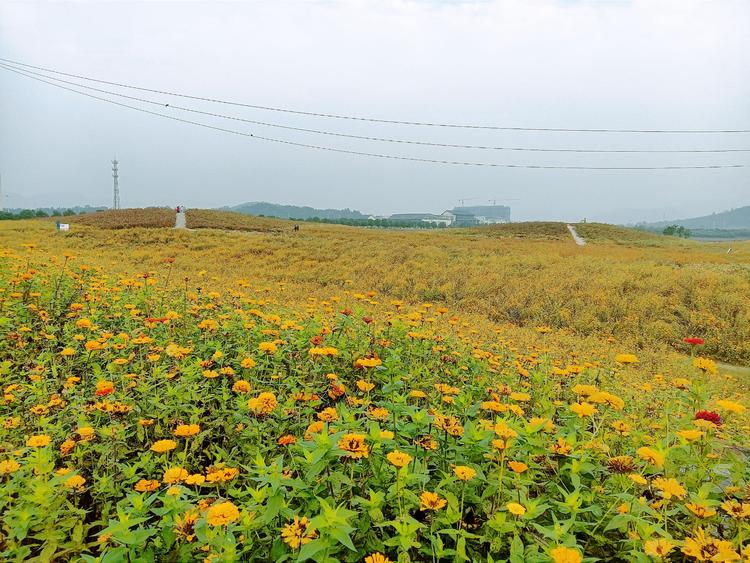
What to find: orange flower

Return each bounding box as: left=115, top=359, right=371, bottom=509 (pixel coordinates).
left=508, top=461, right=529, bottom=473
left=278, top=435, right=296, bottom=446
left=420, top=491, right=447, bottom=511
left=247, top=392, right=278, bottom=415
left=206, top=501, right=240, bottom=526
left=95, top=380, right=114, bottom=397
left=134, top=479, right=161, bottom=492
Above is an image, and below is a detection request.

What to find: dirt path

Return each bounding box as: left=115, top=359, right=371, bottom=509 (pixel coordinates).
left=175, top=212, right=186, bottom=229
left=567, top=224, right=586, bottom=246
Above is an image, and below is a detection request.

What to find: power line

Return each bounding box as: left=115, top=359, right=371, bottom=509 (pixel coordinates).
left=2, top=64, right=747, bottom=170
left=2, top=56, right=748, bottom=134
left=1, top=62, right=747, bottom=154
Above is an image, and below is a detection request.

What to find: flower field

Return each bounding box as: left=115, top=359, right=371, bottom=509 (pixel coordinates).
left=1, top=216, right=749, bottom=562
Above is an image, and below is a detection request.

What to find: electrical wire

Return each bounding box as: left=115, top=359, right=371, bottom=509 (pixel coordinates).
left=1, top=64, right=747, bottom=170
left=1, top=62, right=747, bottom=154
left=2, top=56, right=748, bottom=134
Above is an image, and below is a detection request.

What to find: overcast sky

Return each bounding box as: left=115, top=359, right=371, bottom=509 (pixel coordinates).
left=1, top=0, right=748, bottom=222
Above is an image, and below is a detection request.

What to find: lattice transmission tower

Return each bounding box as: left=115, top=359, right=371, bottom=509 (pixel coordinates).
left=112, top=158, right=120, bottom=210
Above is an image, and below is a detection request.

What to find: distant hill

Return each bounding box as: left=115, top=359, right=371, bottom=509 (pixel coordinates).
left=640, top=206, right=750, bottom=230
left=227, top=201, right=368, bottom=220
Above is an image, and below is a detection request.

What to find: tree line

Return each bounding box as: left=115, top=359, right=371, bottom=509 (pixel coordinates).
left=0, top=209, right=80, bottom=221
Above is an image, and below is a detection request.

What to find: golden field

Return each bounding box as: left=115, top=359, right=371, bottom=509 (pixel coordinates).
left=0, top=211, right=748, bottom=562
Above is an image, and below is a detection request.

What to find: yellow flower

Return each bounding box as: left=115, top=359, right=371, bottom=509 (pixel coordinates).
left=572, top=384, right=598, bottom=397
left=715, top=399, right=745, bottom=414
left=550, top=546, right=582, bottom=563
left=60, top=347, right=76, bottom=356
left=508, top=461, right=529, bottom=473
left=570, top=402, right=597, bottom=417
left=304, top=421, right=326, bottom=440
left=174, top=510, right=199, bottom=542
left=185, top=474, right=206, bottom=486
left=0, top=459, right=21, bottom=475
left=259, top=342, right=278, bottom=354
left=240, top=357, right=256, bottom=369
left=356, top=380, right=375, bottom=392
left=205, top=466, right=239, bottom=483
left=507, top=502, right=526, bottom=516
left=364, top=554, right=392, bottom=563
left=174, top=424, right=200, bottom=438
left=26, top=434, right=51, bottom=448
left=686, top=503, right=717, bottom=518
left=368, top=407, right=390, bottom=421
left=162, top=467, right=189, bottom=484
left=692, top=357, right=717, bottom=374
left=64, top=474, right=86, bottom=491
left=611, top=420, right=631, bottom=435
left=151, top=439, right=177, bottom=453
left=682, top=528, right=739, bottom=561
left=644, top=538, right=675, bottom=558
left=636, top=446, right=665, bottom=469
left=677, top=429, right=704, bottom=441
left=386, top=450, right=413, bottom=468
left=420, top=491, right=447, bottom=511
left=588, top=391, right=625, bottom=410
left=652, top=477, right=686, bottom=500
left=453, top=465, right=476, bottom=481
left=337, top=434, right=369, bottom=459
left=672, top=377, right=691, bottom=389
left=280, top=516, right=317, bottom=549
left=721, top=499, right=750, bottom=518
left=615, top=353, right=638, bottom=364
left=628, top=474, right=648, bottom=486
left=317, top=407, right=339, bottom=422
left=206, top=501, right=240, bottom=526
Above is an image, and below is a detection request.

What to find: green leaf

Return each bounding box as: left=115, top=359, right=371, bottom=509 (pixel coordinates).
left=329, top=527, right=356, bottom=551
left=297, top=538, right=330, bottom=562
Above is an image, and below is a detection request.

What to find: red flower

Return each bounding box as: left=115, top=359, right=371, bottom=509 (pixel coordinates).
left=695, top=410, right=722, bottom=425
left=362, top=316, right=374, bottom=324
left=683, top=337, right=705, bottom=346
left=340, top=309, right=353, bottom=317
left=309, top=335, right=324, bottom=346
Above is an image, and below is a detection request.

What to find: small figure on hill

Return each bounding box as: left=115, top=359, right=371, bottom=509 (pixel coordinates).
left=293, top=224, right=300, bottom=232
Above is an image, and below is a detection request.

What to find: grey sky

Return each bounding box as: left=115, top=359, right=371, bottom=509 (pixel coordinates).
left=1, top=0, right=748, bottom=222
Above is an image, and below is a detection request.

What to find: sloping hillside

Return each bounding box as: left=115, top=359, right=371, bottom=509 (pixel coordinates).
left=229, top=201, right=368, bottom=220
left=645, top=205, right=750, bottom=229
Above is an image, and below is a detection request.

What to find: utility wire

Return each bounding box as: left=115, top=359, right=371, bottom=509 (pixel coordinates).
left=1, top=64, right=747, bottom=170
left=2, top=56, right=748, bottom=134
left=1, top=62, right=747, bottom=154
